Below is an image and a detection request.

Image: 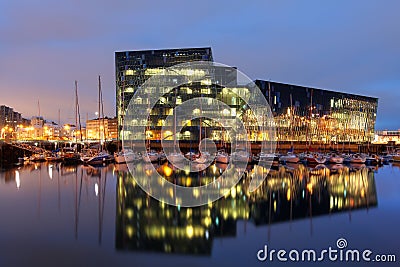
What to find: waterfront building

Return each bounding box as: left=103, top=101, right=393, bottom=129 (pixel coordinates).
left=43, top=121, right=61, bottom=140
left=1, top=105, right=21, bottom=128
left=30, top=116, right=45, bottom=139
left=86, top=117, right=118, bottom=141
left=115, top=47, right=378, bottom=145
left=0, top=105, right=25, bottom=139
left=373, top=130, right=400, bottom=145
left=115, top=47, right=213, bottom=140
left=255, top=80, right=378, bottom=144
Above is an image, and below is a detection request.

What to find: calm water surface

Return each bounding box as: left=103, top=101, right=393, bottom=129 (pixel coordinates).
left=0, top=162, right=399, bottom=267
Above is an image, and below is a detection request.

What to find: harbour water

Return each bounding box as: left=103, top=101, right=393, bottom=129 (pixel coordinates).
left=0, top=162, right=399, bottom=266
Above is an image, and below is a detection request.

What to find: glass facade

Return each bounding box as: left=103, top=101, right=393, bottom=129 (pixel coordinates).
left=115, top=47, right=378, bottom=145
left=116, top=48, right=264, bottom=147
left=115, top=47, right=213, bottom=140
left=256, top=80, right=378, bottom=143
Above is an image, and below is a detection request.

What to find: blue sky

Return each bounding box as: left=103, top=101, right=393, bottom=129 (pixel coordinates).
left=0, top=0, right=399, bottom=129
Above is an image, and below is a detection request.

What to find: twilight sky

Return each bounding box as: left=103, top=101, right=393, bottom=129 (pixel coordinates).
left=0, top=0, right=399, bottom=129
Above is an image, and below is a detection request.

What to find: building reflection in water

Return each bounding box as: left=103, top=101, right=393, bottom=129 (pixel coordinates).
left=115, top=163, right=377, bottom=255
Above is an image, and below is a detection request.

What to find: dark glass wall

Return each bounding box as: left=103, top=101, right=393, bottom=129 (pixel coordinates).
left=256, top=80, right=378, bottom=143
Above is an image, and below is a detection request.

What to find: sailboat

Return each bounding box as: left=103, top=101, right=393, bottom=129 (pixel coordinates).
left=304, top=153, right=327, bottom=164
left=115, top=149, right=140, bottom=164
left=63, top=81, right=82, bottom=165
left=84, top=76, right=113, bottom=166
left=216, top=150, right=229, bottom=164
left=327, top=153, right=344, bottom=164
left=215, top=111, right=229, bottom=164
left=193, top=98, right=213, bottom=164
left=167, top=88, right=185, bottom=164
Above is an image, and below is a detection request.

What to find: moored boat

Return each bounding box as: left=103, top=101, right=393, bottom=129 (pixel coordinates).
left=392, top=154, right=400, bottom=162
left=84, top=151, right=113, bottom=165
left=231, top=150, right=252, bottom=163
left=30, top=153, right=46, bottom=162
left=304, top=153, right=327, bottom=164
left=216, top=150, right=229, bottom=164
left=167, top=152, right=185, bottom=164
left=327, top=153, right=344, bottom=164
left=143, top=151, right=159, bottom=163
left=258, top=152, right=279, bottom=166
left=193, top=152, right=212, bottom=164
left=365, top=154, right=382, bottom=165
left=347, top=154, right=366, bottom=164
left=114, top=150, right=140, bottom=164
left=280, top=152, right=300, bottom=164
left=185, top=151, right=197, bottom=161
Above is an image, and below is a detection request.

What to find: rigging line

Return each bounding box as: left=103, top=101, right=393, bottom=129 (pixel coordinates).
left=75, top=80, right=83, bottom=142
left=100, top=76, right=106, bottom=143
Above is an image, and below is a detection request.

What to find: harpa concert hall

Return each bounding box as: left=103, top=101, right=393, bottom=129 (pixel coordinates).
left=115, top=47, right=378, bottom=145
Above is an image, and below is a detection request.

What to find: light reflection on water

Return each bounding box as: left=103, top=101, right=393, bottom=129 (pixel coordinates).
left=116, top=162, right=377, bottom=254
left=0, top=162, right=399, bottom=267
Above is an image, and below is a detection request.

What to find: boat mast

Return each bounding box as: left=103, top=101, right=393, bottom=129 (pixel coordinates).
left=173, top=87, right=177, bottom=153
left=146, top=90, right=151, bottom=152
left=98, top=76, right=101, bottom=151
left=305, top=88, right=313, bottom=149
left=268, top=81, right=276, bottom=152
left=290, top=92, right=293, bottom=148
left=75, top=80, right=83, bottom=143
left=37, top=99, right=40, bottom=117
left=100, top=78, right=106, bottom=144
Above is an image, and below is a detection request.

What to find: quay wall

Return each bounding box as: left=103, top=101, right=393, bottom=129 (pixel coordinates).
left=147, top=140, right=393, bottom=154
left=0, top=142, right=32, bottom=167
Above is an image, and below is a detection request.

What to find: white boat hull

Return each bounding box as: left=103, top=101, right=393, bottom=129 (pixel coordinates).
left=143, top=153, right=159, bottom=163
left=168, top=153, right=185, bottom=164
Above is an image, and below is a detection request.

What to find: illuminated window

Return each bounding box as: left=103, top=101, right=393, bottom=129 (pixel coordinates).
left=231, top=97, right=237, bottom=105
left=201, top=79, right=212, bottom=85
left=201, top=88, right=210, bottom=94
left=125, top=87, right=134, bottom=93
left=125, top=69, right=134, bottom=76
left=134, top=97, right=142, bottom=104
